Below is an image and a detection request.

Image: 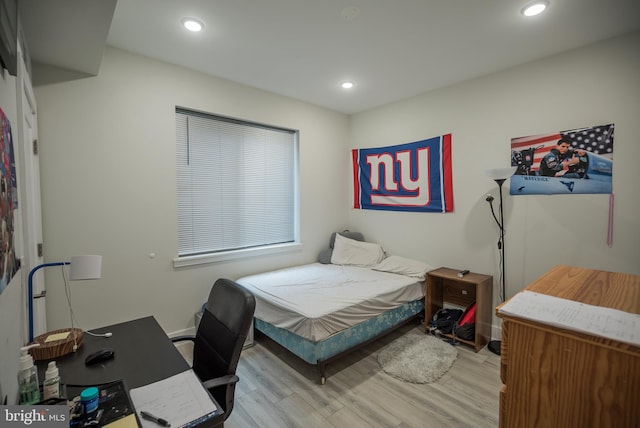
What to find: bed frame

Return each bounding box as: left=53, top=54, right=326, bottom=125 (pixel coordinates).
left=253, top=298, right=424, bottom=384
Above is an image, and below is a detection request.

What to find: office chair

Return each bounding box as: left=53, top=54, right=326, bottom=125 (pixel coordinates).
left=173, top=278, right=256, bottom=427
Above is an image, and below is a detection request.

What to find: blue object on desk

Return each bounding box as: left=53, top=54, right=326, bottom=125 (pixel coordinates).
left=80, top=387, right=99, bottom=414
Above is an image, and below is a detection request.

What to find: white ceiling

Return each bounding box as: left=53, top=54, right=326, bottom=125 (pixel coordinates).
left=20, top=0, right=640, bottom=114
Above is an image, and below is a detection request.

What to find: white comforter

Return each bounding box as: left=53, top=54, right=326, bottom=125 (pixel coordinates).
left=236, top=263, right=424, bottom=342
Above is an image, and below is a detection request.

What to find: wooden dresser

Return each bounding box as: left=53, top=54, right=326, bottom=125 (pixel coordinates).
left=496, top=265, right=640, bottom=428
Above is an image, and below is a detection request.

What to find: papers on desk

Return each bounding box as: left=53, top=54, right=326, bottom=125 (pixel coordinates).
left=45, top=331, right=70, bottom=342
left=499, top=291, right=640, bottom=347
left=129, top=370, right=221, bottom=428
left=103, top=414, right=139, bottom=428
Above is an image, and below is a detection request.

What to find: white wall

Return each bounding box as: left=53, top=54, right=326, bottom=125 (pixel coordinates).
left=0, top=274, right=22, bottom=404
left=349, top=31, right=640, bottom=334
left=32, top=31, right=640, bottom=342
left=34, top=47, right=349, bottom=334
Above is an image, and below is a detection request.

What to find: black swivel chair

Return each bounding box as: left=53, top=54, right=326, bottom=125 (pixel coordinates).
left=173, top=278, right=256, bottom=427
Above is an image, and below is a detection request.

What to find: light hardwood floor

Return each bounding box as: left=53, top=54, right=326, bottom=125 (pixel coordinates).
left=180, top=320, right=501, bottom=428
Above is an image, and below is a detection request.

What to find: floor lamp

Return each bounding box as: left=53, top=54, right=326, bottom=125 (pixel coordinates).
left=28, top=255, right=102, bottom=350
left=484, top=167, right=516, bottom=355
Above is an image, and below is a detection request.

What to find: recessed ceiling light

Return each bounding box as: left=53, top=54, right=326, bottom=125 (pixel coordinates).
left=182, top=17, right=204, bottom=32
left=521, top=1, right=549, bottom=17
left=341, top=81, right=355, bottom=89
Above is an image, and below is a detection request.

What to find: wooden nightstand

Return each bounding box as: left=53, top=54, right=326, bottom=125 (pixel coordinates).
left=425, top=267, right=493, bottom=352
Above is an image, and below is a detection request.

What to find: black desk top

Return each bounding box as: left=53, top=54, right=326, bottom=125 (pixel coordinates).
left=36, top=316, right=223, bottom=428
left=36, top=316, right=190, bottom=389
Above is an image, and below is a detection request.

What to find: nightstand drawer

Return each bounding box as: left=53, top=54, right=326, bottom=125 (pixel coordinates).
left=442, top=279, right=476, bottom=306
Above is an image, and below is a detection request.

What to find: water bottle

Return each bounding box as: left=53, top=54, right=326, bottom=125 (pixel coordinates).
left=18, top=345, right=40, bottom=404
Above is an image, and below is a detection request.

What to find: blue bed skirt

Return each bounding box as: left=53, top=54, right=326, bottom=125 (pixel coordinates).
left=254, top=298, right=424, bottom=365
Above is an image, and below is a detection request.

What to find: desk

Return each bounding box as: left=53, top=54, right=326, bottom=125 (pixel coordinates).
left=36, top=316, right=223, bottom=427
left=496, top=266, right=640, bottom=428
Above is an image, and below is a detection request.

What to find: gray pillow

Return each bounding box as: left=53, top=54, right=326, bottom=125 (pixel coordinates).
left=318, top=231, right=365, bottom=264
left=318, top=248, right=333, bottom=264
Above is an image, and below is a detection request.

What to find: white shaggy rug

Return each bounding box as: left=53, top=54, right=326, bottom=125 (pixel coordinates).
left=378, top=334, right=457, bottom=383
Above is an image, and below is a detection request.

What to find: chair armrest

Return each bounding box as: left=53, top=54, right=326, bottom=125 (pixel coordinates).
left=171, top=335, right=196, bottom=343
left=202, top=374, right=239, bottom=390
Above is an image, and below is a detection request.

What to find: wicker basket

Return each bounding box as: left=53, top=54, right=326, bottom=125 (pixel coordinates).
left=29, top=328, right=84, bottom=360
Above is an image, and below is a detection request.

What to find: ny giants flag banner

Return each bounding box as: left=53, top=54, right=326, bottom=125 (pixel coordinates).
left=352, top=134, right=454, bottom=213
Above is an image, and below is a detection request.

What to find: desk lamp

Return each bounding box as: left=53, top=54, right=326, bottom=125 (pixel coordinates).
left=27, top=255, right=102, bottom=357
left=484, top=167, right=516, bottom=355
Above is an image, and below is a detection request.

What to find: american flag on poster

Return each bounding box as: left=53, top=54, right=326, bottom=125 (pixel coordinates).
left=510, top=124, right=614, bottom=195
left=352, top=134, right=454, bottom=212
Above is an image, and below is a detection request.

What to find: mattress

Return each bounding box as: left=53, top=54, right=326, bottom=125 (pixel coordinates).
left=253, top=300, right=424, bottom=365
left=236, top=263, right=424, bottom=342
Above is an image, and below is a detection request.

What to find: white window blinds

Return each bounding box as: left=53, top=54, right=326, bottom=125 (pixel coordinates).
left=176, top=108, right=297, bottom=257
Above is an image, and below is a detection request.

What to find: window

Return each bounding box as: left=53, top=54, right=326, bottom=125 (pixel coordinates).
left=175, top=108, right=299, bottom=263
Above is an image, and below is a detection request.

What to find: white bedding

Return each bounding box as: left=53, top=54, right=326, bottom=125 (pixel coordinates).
left=236, top=263, right=424, bottom=342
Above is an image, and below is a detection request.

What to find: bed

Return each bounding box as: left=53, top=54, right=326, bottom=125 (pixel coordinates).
left=236, top=232, right=432, bottom=384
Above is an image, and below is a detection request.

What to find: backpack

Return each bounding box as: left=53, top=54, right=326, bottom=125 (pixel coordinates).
left=453, top=302, right=476, bottom=341
left=429, top=308, right=463, bottom=335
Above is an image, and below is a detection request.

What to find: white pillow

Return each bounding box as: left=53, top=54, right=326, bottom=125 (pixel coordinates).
left=330, top=233, right=385, bottom=267
left=372, top=255, right=434, bottom=280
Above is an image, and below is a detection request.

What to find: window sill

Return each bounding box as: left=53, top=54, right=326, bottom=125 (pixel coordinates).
left=173, top=242, right=304, bottom=268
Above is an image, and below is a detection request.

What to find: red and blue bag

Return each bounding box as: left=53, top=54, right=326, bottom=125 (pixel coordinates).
left=453, top=302, right=476, bottom=341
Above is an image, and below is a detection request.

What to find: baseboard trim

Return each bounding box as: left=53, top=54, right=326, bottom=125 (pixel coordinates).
left=168, top=326, right=196, bottom=338
left=491, top=323, right=502, bottom=341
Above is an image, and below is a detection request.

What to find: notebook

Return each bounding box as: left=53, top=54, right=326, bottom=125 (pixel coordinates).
left=129, top=370, right=221, bottom=428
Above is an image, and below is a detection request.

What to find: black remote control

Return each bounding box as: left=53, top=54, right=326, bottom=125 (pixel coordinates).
left=457, top=269, right=470, bottom=278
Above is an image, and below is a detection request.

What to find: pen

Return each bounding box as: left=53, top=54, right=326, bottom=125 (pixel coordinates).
left=140, top=411, right=171, bottom=427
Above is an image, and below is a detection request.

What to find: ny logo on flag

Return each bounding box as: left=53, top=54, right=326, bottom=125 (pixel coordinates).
left=352, top=134, right=454, bottom=213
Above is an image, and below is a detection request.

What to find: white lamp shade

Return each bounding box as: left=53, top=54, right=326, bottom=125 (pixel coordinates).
left=69, top=255, right=102, bottom=280
left=485, top=167, right=517, bottom=181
